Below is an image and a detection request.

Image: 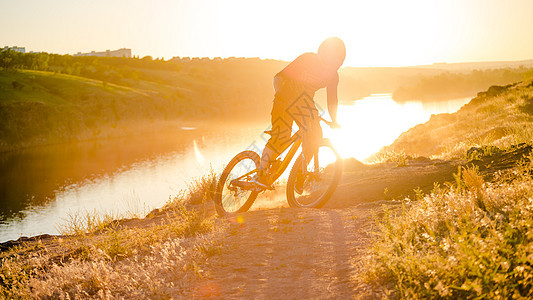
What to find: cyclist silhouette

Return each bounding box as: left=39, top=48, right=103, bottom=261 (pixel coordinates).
left=256, top=37, right=345, bottom=191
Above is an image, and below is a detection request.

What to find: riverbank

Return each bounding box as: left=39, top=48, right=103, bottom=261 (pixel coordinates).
left=0, top=120, right=268, bottom=242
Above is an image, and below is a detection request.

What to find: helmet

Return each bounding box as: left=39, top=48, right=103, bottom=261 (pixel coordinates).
left=318, top=37, right=346, bottom=69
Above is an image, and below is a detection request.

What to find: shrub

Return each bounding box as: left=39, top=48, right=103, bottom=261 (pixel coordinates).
left=182, top=168, right=219, bottom=205
left=375, top=150, right=409, bottom=167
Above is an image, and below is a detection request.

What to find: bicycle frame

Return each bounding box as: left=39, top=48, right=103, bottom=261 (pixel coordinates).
left=231, top=116, right=332, bottom=188
left=267, top=131, right=302, bottom=184
left=229, top=130, right=303, bottom=186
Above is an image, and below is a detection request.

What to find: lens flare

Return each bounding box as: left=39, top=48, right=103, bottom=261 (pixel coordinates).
left=193, top=140, right=205, bottom=165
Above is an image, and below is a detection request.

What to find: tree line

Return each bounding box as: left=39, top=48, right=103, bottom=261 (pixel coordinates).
left=0, top=49, right=186, bottom=86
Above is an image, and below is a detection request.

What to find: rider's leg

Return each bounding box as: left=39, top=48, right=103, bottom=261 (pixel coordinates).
left=260, top=75, right=286, bottom=172
left=301, top=121, right=323, bottom=164
left=287, top=92, right=322, bottom=193
left=260, top=146, right=277, bottom=171
left=258, top=85, right=293, bottom=184
left=260, top=116, right=292, bottom=179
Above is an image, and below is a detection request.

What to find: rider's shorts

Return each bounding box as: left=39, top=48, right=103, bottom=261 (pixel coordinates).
left=265, top=75, right=322, bottom=156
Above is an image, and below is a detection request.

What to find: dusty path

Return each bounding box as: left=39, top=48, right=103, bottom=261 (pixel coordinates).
left=190, top=205, right=382, bottom=299
left=186, top=158, right=466, bottom=299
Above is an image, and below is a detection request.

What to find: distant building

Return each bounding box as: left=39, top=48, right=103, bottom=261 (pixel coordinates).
left=74, top=48, right=132, bottom=58
left=2, top=46, right=25, bottom=53
left=170, top=56, right=192, bottom=62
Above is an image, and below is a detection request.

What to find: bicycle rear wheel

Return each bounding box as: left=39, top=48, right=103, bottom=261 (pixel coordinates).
left=286, top=139, right=342, bottom=208
left=214, top=150, right=260, bottom=216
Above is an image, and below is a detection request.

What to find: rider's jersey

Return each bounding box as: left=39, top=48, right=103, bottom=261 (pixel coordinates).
left=276, top=52, right=339, bottom=96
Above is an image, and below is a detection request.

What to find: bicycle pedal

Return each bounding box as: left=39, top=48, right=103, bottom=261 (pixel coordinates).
left=252, top=186, right=273, bottom=192
left=249, top=179, right=272, bottom=191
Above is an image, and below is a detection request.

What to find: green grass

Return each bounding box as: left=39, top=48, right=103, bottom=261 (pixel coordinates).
left=0, top=69, right=186, bottom=150
left=0, top=70, right=128, bottom=105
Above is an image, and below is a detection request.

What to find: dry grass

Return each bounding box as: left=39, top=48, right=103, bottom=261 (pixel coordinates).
left=0, top=173, right=221, bottom=298
left=363, top=80, right=533, bottom=298
left=171, top=167, right=219, bottom=206
left=371, top=149, right=409, bottom=167
left=1, top=234, right=220, bottom=298
left=56, top=210, right=119, bottom=236
left=364, top=163, right=533, bottom=299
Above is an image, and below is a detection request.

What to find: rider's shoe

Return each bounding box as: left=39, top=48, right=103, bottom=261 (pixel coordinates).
left=250, top=171, right=272, bottom=191
left=294, top=173, right=305, bottom=194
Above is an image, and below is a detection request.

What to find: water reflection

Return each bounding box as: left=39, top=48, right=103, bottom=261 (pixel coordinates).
left=0, top=123, right=263, bottom=241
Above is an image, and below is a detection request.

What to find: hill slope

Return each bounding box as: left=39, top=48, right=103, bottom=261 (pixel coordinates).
left=0, top=58, right=287, bottom=151
left=382, top=79, right=533, bottom=158
left=0, top=70, right=187, bottom=151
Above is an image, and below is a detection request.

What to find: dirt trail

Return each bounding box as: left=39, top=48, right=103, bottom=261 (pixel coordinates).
left=190, top=205, right=379, bottom=299
left=187, top=158, right=465, bottom=299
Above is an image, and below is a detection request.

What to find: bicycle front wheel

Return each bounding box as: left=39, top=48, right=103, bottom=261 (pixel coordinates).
left=286, top=139, right=343, bottom=208
left=214, top=150, right=260, bottom=216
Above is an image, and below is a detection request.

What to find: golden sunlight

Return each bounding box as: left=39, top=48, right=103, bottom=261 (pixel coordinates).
left=324, top=94, right=469, bottom=161
left=211, top=0, right=439, bottom=66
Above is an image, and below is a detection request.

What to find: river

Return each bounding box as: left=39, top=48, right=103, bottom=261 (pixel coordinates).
left=0, top=94, right=470, bottom=242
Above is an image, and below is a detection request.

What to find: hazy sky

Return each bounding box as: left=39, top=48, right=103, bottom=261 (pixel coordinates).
left=1, top=0, right=533, bottom=67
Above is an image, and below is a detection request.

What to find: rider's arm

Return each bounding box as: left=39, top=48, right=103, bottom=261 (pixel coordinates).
left=326, top=73, right=340, bottom=127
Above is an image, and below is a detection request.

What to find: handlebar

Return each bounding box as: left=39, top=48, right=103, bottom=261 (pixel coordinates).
left=319, top=117, right=332, bottom=126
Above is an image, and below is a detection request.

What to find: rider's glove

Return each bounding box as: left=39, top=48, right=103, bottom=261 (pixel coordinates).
left=330, top=121, right=341, bottom=129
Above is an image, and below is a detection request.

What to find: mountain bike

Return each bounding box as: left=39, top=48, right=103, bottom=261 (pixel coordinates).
left=214, top=118, right=343, bottom=216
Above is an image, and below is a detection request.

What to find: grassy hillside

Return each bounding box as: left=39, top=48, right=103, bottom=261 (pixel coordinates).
left=364, top=79, right=533, bottom=298
left=0, top=55, right=289, bottom=151
left=0, top=70, right=188, bottom=151
left=365, top=161, right=533, bottom=298
left=381, top=79, right=533, bottom=158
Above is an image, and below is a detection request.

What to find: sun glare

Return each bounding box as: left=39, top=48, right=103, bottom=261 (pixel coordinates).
left=323, top=94, right=469, bottom=161
left=210, top=0, right=439, bottom=66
